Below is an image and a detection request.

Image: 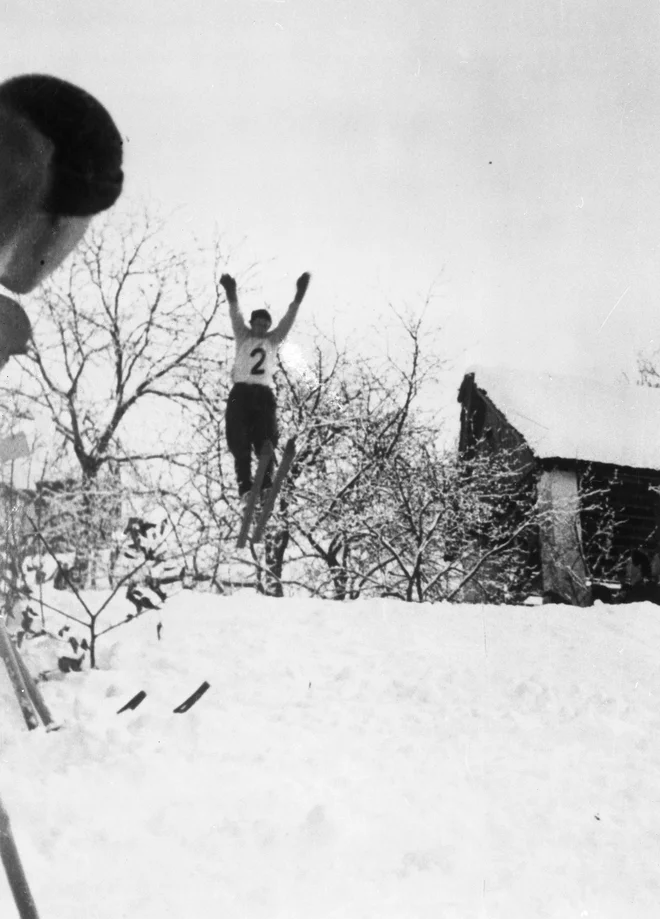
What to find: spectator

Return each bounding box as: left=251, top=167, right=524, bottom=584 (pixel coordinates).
left=618, top=549, right=660, bottom=605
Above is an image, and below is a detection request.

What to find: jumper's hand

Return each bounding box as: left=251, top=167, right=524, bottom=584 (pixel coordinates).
left=295, top=272, right=311, bottom=303
left=220, top=273, right=237, bottom=300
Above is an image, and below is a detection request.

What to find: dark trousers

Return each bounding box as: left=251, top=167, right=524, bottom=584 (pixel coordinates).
left=225, top=383, right=279, bottom=495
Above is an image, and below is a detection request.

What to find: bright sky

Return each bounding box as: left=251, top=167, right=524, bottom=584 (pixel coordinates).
left=3, top=0, right=660, bottom=389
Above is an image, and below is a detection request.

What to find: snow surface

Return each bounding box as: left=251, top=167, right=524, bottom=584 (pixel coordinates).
left=466, top=365, right=660, bottom=470
left=2, top=589, right=660, bottom=918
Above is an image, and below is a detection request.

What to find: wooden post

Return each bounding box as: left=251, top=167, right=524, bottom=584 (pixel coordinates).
left=0, top=621, right=39, bottom=731
left=12, top=649, right=56, bottom=730
left=538, top=467, right=591, bottom=606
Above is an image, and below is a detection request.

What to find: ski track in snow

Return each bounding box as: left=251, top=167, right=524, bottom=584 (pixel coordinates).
left=1, top=592, right=659, bottom=918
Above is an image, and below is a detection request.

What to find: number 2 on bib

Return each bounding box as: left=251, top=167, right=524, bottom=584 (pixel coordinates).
left=250, top=346, right=266, bottom=376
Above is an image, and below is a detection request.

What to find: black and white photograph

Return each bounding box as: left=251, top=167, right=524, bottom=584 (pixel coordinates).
left=0, top=2, right=659, bottom=916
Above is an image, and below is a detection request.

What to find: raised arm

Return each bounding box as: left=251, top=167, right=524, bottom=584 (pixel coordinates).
left=270, top=272, right=311, bottom=344
left=220, top=273, right=249, bottom=339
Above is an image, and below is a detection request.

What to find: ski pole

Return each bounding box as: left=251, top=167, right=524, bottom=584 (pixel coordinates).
left=0, top=794, right=40, bottom=919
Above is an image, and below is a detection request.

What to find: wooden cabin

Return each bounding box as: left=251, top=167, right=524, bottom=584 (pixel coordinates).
left=458, top=366, right=660, bottom=605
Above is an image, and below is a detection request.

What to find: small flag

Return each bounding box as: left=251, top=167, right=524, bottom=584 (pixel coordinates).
left=0, top=433, right=29, bottom=464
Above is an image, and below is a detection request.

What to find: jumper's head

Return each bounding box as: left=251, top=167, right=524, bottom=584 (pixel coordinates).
left=250, top=308, right=272, bottom=338
left=0, top=74, right=124, bottom=293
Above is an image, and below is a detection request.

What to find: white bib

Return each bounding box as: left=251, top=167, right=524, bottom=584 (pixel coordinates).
left=233, top=335, right=279, bottom=387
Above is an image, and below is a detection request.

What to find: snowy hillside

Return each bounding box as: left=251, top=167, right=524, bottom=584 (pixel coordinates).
left=1, top=591, right=659, bottom=918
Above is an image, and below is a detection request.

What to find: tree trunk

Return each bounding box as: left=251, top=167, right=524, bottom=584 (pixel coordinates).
left=264, top=527, right=289, bottom=597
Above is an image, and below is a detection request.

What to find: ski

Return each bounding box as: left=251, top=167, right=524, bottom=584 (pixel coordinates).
left=0, top=431, right=48, bottom=734
left=117, top=682, right=210, bottom=715
left=173, top=681, right=210, bottom=713
left=116, top=690, right=146, bottom=714
left=252, top=436, right=296, bottom=543
left=236, top=440, right=274, bottom=549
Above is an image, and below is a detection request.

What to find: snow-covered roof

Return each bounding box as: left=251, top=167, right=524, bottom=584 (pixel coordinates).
left=465, top=365, right=660, bottom=471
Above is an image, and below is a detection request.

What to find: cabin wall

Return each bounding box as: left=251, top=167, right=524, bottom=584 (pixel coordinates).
left=458, top=376, right=535, bottom=474
left=578, top=463, right=660, bottom=579
left=457, top=382, right=542, bottom=600
left=458, top=375, right=660, bottom=603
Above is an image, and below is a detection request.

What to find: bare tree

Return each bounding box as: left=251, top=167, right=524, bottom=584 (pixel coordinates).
left=241, top=312, right=447, bottom=597
left=4, top=204, right=231, bottom=583
left=638, top=354, right=660, bottom=389
left=179, top=307, right=543, bottom=602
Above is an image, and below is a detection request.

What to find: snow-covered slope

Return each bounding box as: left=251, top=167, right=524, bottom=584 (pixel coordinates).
left=1, top=591, right=659, bottom=918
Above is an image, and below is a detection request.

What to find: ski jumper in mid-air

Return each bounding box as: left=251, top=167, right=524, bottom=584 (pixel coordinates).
left=221, top=272, right=310, bottom=498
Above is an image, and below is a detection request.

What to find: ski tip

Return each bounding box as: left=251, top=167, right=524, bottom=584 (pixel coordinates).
left=173, top=680, right=210, bottom=713
left=117, top=689, right=147, bottom=714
